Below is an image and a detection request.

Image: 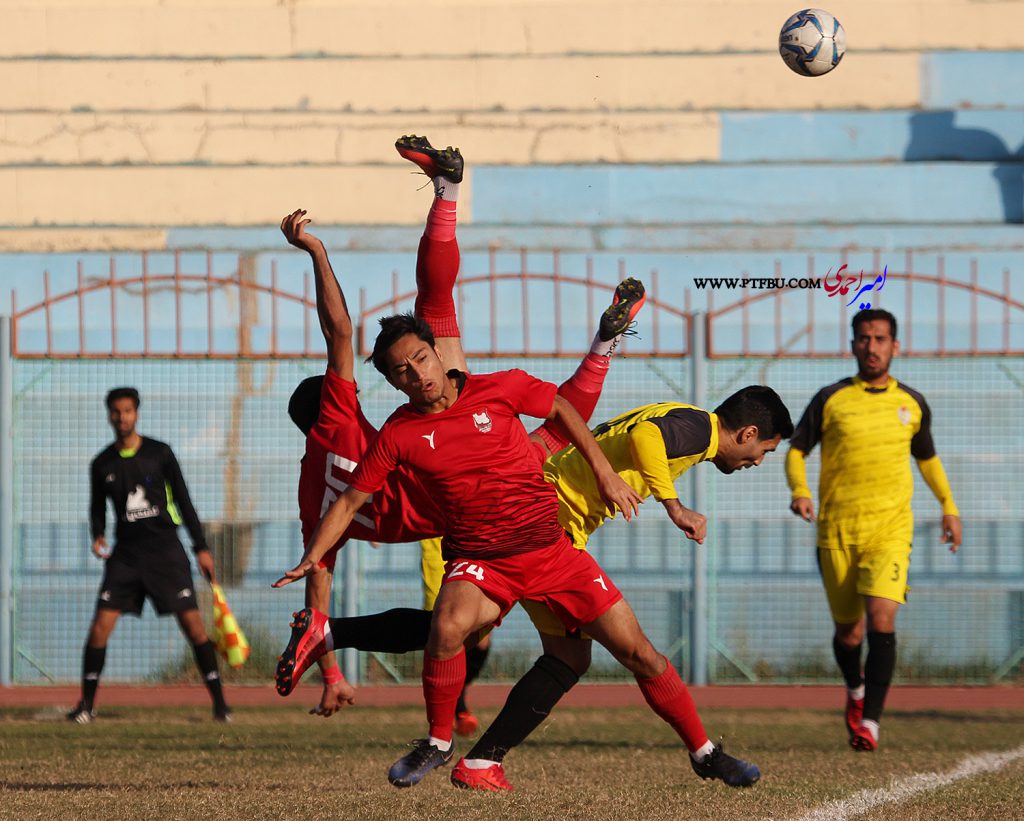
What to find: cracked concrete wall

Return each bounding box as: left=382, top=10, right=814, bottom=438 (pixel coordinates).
left=0, top=0, right=1022, bottom=250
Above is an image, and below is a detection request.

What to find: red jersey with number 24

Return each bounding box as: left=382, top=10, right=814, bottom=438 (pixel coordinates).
left=350, top=369, right=564, bottom=560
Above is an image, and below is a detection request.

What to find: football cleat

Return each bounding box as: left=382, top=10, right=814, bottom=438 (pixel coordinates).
left=275, top=607, right=330, bottom=696
left=395, top=135, right=464, bottom=183
left=849, top=724, right=878, bottom=752
left=450, top=758, right=514, bottom=792
left=66, top=702, right=94, bottom=724
left=214, top=706, right=233, bottom=723
left=388, top=738, right=455, bottom=788
left=845, top=694, right=865, bottom=738
left=599, top=277, right=646, bottom=342
left=454, top=710, right=480, bottom=737
left=690, top=743, right=761, bottom=788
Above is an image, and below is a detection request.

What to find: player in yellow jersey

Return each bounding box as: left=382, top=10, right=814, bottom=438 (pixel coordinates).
left=786, top=308, right=962, bottom=752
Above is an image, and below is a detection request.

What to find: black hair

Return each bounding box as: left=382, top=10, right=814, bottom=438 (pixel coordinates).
left=852, top=308, right=897, bottom=340
left=714, top=385, right=794, bottom=440
left=288, top=375, right=324, bottom=436
left=105, top=386, right=140, bottom=410
left=368, top=312, right=437, bottom=377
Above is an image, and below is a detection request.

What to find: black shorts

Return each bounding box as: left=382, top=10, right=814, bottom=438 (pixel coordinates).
left=97, top=545, right=199, bottom=616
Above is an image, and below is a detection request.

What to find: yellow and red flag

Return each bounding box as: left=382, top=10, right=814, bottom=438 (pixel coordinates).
left=211, top=582, right=250, bottom=669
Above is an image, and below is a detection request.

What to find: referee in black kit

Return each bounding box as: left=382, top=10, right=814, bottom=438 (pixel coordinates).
left=68, top=387, right=231, bottom=723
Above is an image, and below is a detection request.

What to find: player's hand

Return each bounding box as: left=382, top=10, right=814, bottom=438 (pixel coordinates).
left=280, top=209, right=323, bottom=255
left=596, top=470, right=642, bottom=521
left=664, top=501, right=707, bottom=544
left=941, top=514, right=962, bottom=554
left=196, top=549, right=216, bottom=583
left=272, top=558, right=317, bottom=588
left=790, top=497, right=816, bottom=522
left=91, top=536, right=110, bottom=559
left=310, top=679, right=357, bottom=717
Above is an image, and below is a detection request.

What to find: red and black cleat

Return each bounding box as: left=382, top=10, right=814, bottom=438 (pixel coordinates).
left=275, top=607, right=329, bottom=697
left=395, top=134, right=464, bottom=183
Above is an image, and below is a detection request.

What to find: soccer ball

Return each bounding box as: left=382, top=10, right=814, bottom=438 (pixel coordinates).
left=779, top=8, right=847, bottom=76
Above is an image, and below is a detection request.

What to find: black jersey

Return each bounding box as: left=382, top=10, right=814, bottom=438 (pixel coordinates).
left=90, top=437, right=208, bottom=553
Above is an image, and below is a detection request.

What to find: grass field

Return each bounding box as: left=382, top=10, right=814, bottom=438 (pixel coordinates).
left=2, top=704, right=1023, bottom=820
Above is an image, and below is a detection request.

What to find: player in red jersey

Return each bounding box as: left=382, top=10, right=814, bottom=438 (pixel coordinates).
left=281, top=135, right=646, bottom=718
left=274, top=314, right=761, bottom=791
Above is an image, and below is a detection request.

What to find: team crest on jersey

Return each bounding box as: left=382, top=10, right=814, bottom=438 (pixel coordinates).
left=125, top=484, right=159, bottom=521
left=472, top=409, right=493, bottom=433
left=897, top=405, right=912, bottom=426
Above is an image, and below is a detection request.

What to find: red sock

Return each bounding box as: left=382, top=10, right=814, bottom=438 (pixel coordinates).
left=530, top=352, right=610, bottom=454
left=423, top=649, right=466, bottom=743
left=636, top=658, right=709, bottom=753
left=424, top=198, right=457, bottom=241
left=414, top=234, right=461, bottom=338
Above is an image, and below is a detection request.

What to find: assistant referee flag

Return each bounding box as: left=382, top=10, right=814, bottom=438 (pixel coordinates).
left=211, top=583, right=250, bottom=668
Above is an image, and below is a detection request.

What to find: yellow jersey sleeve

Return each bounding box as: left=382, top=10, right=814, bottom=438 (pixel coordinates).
left=785, top=447, right=812, bottom=500
left=916, top=456, right=960, bottom=517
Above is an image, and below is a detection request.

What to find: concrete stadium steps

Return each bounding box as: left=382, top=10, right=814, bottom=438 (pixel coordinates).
left=721, top=111, right=1024, bottom=163
left=5, top=223, right=1024, bottom=255
left=0, top=165, right=471, bottom=226
left=5, top=1, right=1024, bottom=57
left=0, top=111, right=719, bottom=166
left=3, top=109, right=1021, bottom=167
left=472, top=163, right=1023, bottom=225
left=0, top=54, right=919, bottom=113
left=0, top=161, right=1018, bottom=229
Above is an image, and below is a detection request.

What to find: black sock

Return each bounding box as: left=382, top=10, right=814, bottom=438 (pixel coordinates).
left=457, top=643, right=491, bottom=714
left=466, top=654, right=579, bottom=763
left=863, top=631, right=896, bottom=723
left=81, top=645, right=106, bottom=710
left=192, top=640, right=228, bottom=713
left=328, top=608, right=432, bottom=653
left=832, top=635, right=864, bottom=691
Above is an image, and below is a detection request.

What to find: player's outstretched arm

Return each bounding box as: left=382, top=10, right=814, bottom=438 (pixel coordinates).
left=281, top=209, right=354, bottom=381
left=272, top=486, right=371, bottom=587
left=785, top=447, right=816, bottom=522
left=547, top=395, right=642, bottom=520
left=916, top=455, right=962, bottom=553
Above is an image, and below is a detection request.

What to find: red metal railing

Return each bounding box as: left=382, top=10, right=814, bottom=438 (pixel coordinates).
left=706, top=265, right=1022, bottom=358
left=355, top=247, right=689, bottom=358
left=9, top=251, right=1022, bottom=359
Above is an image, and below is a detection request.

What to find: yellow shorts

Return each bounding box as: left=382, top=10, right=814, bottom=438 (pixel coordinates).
left=817, top=540, right=912, bottom=624
left=420, top=538, right=593, bottom=640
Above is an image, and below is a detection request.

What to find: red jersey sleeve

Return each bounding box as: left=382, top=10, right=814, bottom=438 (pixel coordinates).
left=496, top=369, right=558, bottom=420
left=350, top=421, right=400, bottom=494
left=316, top=368, right=361, bottom=429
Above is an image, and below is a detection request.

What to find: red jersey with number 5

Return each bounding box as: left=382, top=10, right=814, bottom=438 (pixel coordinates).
left=297, top=369, right=444, bottom=552
left=350, top=369, right=564, bottom=560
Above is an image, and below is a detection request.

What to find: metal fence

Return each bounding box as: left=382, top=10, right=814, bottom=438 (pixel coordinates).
left=1, top=262, right=1022, bottom=687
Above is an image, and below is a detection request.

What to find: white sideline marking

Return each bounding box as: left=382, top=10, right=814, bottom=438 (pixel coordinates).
left=793, top=743, right=1024, bottom=821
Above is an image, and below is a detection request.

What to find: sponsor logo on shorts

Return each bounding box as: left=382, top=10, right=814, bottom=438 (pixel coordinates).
left=472, top=410, right=492, bottom=433
left=105, top=473, right=115, bottom=484
left=176, top=588, right=193, bottom=599
left=100, top=590, right=112, bottom=601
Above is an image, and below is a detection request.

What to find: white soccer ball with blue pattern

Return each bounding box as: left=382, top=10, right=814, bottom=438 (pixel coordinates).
left=779, top=8, right=846, bottom=76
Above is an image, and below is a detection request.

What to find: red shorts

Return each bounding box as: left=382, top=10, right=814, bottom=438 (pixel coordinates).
left=440, top=535, right=622, bottom=631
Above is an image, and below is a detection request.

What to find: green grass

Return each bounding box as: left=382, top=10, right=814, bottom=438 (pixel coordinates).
left=2, top=705, right=1023, bottom=820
